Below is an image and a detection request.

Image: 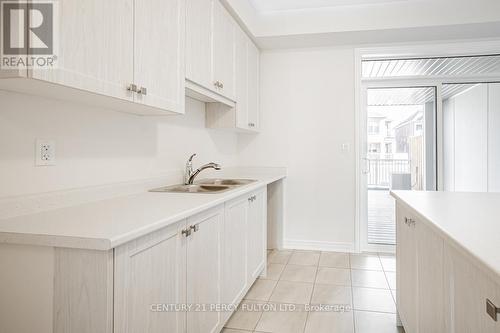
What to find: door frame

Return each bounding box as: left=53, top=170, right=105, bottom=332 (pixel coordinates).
left=354, top=40, right=500, bottom=253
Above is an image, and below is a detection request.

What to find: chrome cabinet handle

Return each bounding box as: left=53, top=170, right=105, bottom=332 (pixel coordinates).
left=137, top=87, right=147, bottom=95
left=181, top=228, right=192, bottom=237
left=248, top=195, right=257, bottom=202
left=404, top=217, right=416, bottom=227
left=127, top=83, right=137, bottom=92
left=190, top=224, right=199, bottom=233
left=487, top=299, right=499, bottom=321
left=248, top=123, right=255, bottom=127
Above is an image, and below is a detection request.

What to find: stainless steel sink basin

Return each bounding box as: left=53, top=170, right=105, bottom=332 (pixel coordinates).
left=149, top=179, right=257, bottom=194
left=196, top=178, right=257, bottom=186
left=150, top=184, right=232, bottom=193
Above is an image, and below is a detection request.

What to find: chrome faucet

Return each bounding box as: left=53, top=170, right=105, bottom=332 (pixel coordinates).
left=184, top=154, right=222, bottom=185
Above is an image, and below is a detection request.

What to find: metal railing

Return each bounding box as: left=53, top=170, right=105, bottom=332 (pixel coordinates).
left=367, top=159, right=410, bottom=188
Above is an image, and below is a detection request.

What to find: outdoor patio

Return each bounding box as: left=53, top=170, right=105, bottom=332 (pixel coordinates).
left=368, top=189, right=396, bottom=245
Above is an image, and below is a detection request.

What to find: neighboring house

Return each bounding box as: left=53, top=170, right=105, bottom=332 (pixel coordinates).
left=367, top=112, right=396, bottom=160
left=394, top=111, right=424, bottom=154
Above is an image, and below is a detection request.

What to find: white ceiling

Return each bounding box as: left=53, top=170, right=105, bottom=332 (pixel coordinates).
left=248, top=0, right=412, bottom=12
left=225, top=0, right=500, bottom=49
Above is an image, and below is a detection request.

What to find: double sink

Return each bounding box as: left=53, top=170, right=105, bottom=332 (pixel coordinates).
left=150, top=178, right=257, bottom=194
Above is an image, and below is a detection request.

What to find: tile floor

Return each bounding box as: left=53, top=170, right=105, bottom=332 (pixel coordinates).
left=222, top=250, right=405, bottom=333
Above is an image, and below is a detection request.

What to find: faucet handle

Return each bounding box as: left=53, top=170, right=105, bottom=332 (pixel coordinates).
left=188, top=153, right=197, bottom=163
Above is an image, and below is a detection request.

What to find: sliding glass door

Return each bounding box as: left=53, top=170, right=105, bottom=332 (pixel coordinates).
left=361, top=86, right=437, bottom=250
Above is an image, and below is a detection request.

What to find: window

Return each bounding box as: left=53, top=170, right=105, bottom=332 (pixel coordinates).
left=368, top=143, right=381, bottom=153
left=368, top=121, right=380, bottom=134
left=385, top=143, right=392, bottom=153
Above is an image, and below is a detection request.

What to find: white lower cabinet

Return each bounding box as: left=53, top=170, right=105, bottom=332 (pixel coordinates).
left=247, top=188, right=267, bottom=280
left=444, top=244, right=500, bottom=333
left=396, top=204, right=418, bottom=333
left=222, top=196, right=249, bottom=315
left=396, top=202, right=500, bottom=333
left=416, top=217, right=444, bottom=333
left=186, top=207, right=224, bottom=333
left=114, top=188, right=267, bottom=333
left=114, top=220, right=187, bottom=333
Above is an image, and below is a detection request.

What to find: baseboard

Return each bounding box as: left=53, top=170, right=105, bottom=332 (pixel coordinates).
left=283, top=239, right=356, bottom=253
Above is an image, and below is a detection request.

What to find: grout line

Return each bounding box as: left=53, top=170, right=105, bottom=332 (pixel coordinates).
left=349, top=255, right=357, bottom=333
left=301, top=254, right=320, bottom=333
left=378, top=252, right=396, bottom=305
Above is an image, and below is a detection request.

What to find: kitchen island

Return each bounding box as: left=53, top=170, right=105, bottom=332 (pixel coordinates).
left=391, top=190, right=500, bottom=333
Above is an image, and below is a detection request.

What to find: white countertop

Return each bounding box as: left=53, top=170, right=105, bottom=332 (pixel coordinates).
left=391, top=190, right=500, bottom=279
left=0, top=170, right=285, bottom=250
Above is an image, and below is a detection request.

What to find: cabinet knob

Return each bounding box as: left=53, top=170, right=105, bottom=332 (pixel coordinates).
left=214, top=81, right=220, bottom=88
left=487, top=299, right=499, bottom=321
left=127, top=83, right=137, bottom=92
left=137, top=87, right=147, bottom=95
left=190, top=224, right=199, bottom=233
left=248, top=123, right=255, bottom=127
left=181, top=228, right=192, bottom=237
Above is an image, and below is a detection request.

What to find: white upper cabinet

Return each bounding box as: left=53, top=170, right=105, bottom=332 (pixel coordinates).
left=31, top=0, right=134, bottom=103
left=212, top=0, right=235, bottom=100
left=186, top=0, right=260, bottom=112
left=205, top=25, right=261, bottom=133
left=1, top=0, right=186, bottom=115
left=186, top=0, right=236, bottom=103
left=185, top=0, right=213, bottom=89
left=234, top=28, right=249, bottom=129
left=134, top=0, right=185, bottom=113
left=247, top=40, right=260, bottom=130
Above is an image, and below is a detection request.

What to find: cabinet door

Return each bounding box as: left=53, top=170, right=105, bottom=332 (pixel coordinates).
left=187, top=207, right=223, bottom=333
left=247, top=40, right=260, bottom=131
left=222, top=196, right=248, bottom=314
left=114, top=221, right=187, bottom=333
left=416, top=220, right=444, bottom=333
left=396, top=204, right=417, bottom=333
left=134, top=0, right=185, bottom=113
left=186, top=0, right=213, bottom=89
left=444, top=244, right=500, bottom=333
left=234, top=28, right=249, bottom=129
left=247, top=188, right=267, bottom=280
left=212, top=0, right=235, bottom=100
left=31, top=0, right=134, bottom=102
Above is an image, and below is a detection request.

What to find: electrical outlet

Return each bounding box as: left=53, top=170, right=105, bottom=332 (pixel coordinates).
left=35, top=139, right=56, bottom=166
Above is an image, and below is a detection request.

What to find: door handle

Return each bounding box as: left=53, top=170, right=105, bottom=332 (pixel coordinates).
left=362, top=158, right=371, bottom=174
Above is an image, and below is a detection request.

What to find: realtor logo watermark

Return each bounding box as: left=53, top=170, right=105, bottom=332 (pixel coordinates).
left=1, top=0, right=58, bottom=69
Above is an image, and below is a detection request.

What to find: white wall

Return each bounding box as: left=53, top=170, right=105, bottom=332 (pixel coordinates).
left=0, top=92, right=239, bottom=197
left=443, top=83, right=500, bottom=192
left=238, top=47, right=356, bottom=251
